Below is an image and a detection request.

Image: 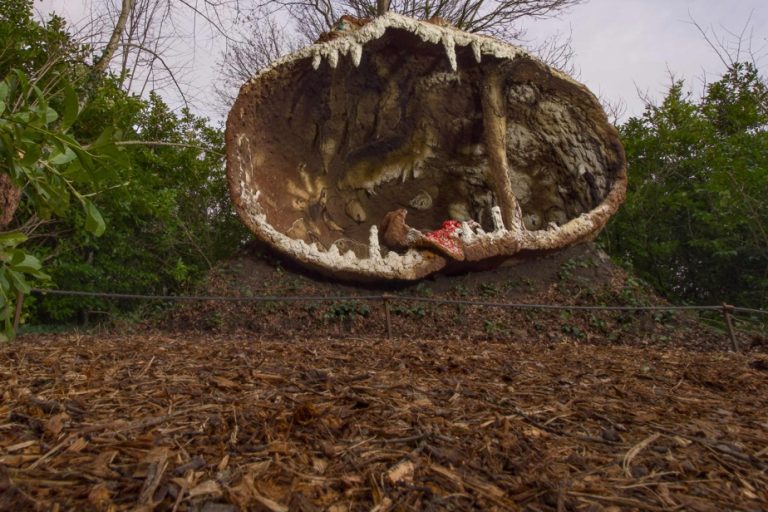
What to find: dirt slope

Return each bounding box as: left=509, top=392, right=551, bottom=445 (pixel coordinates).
left=167, top=242, right=763, bottom=353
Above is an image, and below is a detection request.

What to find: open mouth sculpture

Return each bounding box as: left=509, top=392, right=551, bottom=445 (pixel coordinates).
left=226, top=13, right=627, bottom=281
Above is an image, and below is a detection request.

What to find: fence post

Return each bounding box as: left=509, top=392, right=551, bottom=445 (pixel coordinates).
left=382, top=294, right=393, bottom=340
left=12, top=292, right=24, bottom=337
left=721, top=303, right=739, bottom=352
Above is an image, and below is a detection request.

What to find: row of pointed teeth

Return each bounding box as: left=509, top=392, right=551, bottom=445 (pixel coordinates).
left=239, top=187, right=519, bottom=274
left=309, top=30, right=483, bottom=73
left=239, top=188, right=424, bottom=275
left=304, top=12, right=526, bottom=73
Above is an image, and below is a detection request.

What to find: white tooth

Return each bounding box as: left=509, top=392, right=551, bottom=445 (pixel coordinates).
left=547, top=222, right=559, bottom=231
left=312, top=53, right=322, bottom=70
left=442, top=34, right=457, bottom=72
left=471, top=40, right=482, bottom=63
left=454, top=33, right=472, bottom=47
left=351, top=43, right=362, bottom=67
left=368, top=225, right=381, bottom=260
left=328, top=48, right=339, bottom=69
left=461, top=221, right=476, bottom=243
left=512, top=203, right=524, bottom=232
left=491, top=206, right=506, bottom=232
left=386, top=251, right=401, bottom=264
left=343, top=250, right=357, bottom=262
left=370, top=24, right=386, bottom=40
left=415, top=26, right=440, bottom=44
left=328, top=244, right=340, bottom=258
left=412, top=160, right=423, bottom=179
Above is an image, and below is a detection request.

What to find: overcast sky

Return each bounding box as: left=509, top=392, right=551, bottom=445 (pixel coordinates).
left=526, top=0, right=767, bottom=120
left=36, top=0, right=768, bottom=124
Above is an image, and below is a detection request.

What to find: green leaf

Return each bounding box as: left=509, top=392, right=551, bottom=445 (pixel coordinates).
left=0, top=81, right=8, bottom=102
left=61, top=82, right=78, bottom=130
left=49, top=147, right=77, bottom=165
left=84, top=201, right=106, bottom=237
left=0, top=232, right=28, bottom=247
left=20, top=144, right=41, bottom=167
left=6, top=269, right=31, bottom=294
left=62, top=158, right=87, bottom=181
left=44, top=106, right=58, bottom=125
left=72, top=146, right=94, bottom=171
left=10, top=251, right=41, bottom=271
left=6, top=250, right=47, bottom=279
left=89, top=125, right=116, bottom=150
left=10, top=69, right=29, bottom=92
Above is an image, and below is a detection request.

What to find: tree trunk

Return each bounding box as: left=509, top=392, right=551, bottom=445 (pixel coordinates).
left=0, top=173, right=21, bottom=229
left=377, top=0, right=390, bottom=16
left=93, top=0, right=134, bottom=75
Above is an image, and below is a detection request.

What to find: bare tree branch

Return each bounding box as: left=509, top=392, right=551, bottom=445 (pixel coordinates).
left=529, top=25, right=576, bottom=75
left=214, top=14, right=298, bottom=110
left=93, top=0, right=134, bottom=74
left=253, top=0, right=584, bottom=42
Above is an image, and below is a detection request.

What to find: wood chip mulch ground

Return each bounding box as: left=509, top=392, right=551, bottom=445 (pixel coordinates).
left=1, top=332, right=767, bottom=511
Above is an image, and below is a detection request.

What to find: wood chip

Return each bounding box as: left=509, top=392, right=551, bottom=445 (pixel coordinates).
left=1, top=331, right=766, bottom=510
left=386, top=460, right=415, bottom=484
left=188, top=480, right=222, bottom=498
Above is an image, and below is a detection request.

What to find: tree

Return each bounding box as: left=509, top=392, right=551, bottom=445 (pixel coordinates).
left=216, top=0, right=583, bottom=108
left=603, top=62, right=768, bottom=309
left=1, top=0, right=124, bottom=337
left=215, top=14, right=299, bottom=108
left=50, top=0, right=244, bottom=110
left=1, top=1, right=246, bottom=330
left=258, top=0, right=583, bottom=42
left=29, top=89, right=247, bottom=324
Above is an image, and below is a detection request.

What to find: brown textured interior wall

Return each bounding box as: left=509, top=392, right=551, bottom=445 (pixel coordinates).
left=230, top=28, right=623, bottom=258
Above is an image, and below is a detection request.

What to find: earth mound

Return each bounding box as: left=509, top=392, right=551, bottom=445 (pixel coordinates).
left=167, top=242, right=761, bottom=353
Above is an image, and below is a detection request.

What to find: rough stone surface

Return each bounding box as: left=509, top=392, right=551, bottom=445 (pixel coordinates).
left=226, top=13, right=627, bottom=281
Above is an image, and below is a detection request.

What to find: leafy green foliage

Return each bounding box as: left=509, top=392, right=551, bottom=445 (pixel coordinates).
left=604, top=63, right=768, bottom=309
left=1, top=1, right=246, bottom=329
left=0, top=67, right=123, bottom=338
left=0, top=70, right=121, bottom=220
left=0, top=232, right=46, bottom=336
left=28, top=91, right=247, bottom=323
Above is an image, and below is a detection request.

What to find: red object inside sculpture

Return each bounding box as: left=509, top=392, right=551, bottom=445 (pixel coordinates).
left=424, top=220, right=464, bottom=260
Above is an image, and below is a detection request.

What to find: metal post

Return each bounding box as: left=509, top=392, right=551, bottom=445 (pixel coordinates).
left=382, top=294, right=393, bottom=340
left=722, top=303, right=739, bottom=352
left=12, top=292, right=24, bottom=337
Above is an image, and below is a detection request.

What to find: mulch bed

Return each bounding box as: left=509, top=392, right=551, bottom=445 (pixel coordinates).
left=1, top=332, right=767, bottom=511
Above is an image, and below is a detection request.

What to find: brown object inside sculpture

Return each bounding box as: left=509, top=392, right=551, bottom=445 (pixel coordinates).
left=226, top=13, right=627, bottom=280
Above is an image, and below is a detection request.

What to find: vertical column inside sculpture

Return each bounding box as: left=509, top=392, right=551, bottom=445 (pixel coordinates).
left=480, top=67, right=524, bottom=237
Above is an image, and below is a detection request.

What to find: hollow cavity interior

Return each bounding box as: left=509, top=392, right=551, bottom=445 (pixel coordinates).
left=233, top=27, right=623, bottom=259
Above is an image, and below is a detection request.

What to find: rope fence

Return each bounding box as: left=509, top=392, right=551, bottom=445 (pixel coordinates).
left=16, top=287, right=768, bottom=352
